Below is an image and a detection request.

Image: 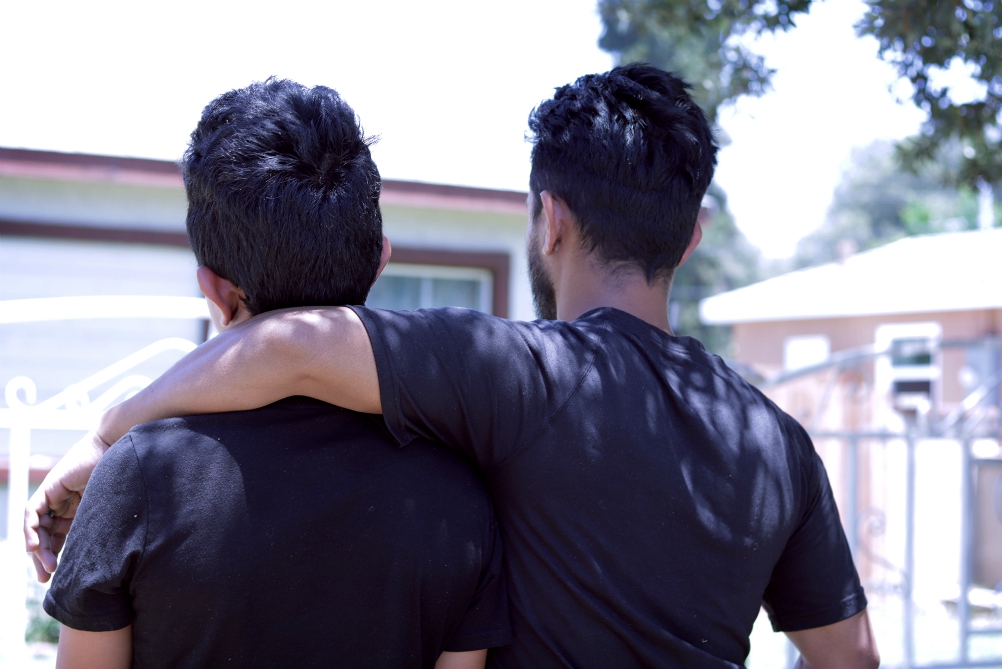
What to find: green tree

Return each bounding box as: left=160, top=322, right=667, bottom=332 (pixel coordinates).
left=598, top=0, right=1001, bottom=353
left=598, top=0, right=811, bottom=123
left=794, top=140, right=980, bottom=267
left=671, top=185, right=761, bottom=355
left=857, top=0, right=1002, bottom=186
left=599, top=0, right=1002, bottom=187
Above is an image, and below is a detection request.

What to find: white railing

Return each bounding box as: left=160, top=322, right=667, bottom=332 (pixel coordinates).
left=0, top=296, right=207, bottom=665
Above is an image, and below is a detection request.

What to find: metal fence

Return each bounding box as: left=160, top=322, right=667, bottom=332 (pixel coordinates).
left=760, top=337, right=1002, bottom=668
left=0, top=296, right=207, bottom=666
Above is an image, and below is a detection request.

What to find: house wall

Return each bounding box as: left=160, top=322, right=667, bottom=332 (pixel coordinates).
left=731, top=310, right=1002, bottom=595
left=1, top=159, right=535, bottom=521
left=0, top=175, right=187, bottom=232
left=732, top=309, right=1002, bottom=407
left=0, top=173, right=200, bottom=486
left=1, top=149, right=529, bottom=544
left=379, top=204, right=532, bottom=321
left=1, top=173, right=203, bottom=463
left=1, top=172, right=534, bottom=320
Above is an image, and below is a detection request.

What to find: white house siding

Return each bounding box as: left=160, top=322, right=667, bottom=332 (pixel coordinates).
left=0, top=237, right=203, bottom=460
left=0, top=176, right=187, bottom=231
left=0, top=157, right=206, bottom=496
left=380, top=203, right=533, bottom=322
left=0, top=150, right=535, bottom=541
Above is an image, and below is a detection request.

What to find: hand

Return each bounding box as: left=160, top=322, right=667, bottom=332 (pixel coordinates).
left=24, top=430, right=111, bottom=582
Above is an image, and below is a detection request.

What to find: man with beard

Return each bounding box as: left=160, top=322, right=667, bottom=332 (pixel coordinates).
left=30, top=65, right=878, bottom=668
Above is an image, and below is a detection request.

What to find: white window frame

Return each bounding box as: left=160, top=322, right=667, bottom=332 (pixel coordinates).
left=875, top=322, right=943, bottom=412
left=375, top=262, right=494, bottom=313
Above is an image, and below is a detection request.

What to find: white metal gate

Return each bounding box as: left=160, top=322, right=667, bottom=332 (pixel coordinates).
left=0, top=296, right=207, bottom=665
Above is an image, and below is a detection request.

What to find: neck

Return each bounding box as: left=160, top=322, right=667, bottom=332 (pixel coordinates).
left=554, top=256, right=673, bottom=333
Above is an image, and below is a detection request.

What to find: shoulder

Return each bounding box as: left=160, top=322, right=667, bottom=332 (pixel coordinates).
left=353, top=306, right=603, bottom=349
left=648, top=330, right=810, bottom=453
left=125, top=416, right=221, bottom=465
left=89, top=433, right=145, bottom=492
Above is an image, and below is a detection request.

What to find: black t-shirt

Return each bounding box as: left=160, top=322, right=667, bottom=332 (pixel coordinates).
left=352, top=306, right=867, bottom=668
left=45, top=398, right=511, bottom=669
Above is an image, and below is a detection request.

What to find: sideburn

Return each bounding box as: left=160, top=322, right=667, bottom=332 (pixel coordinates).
left=527, top=232, right=558, bottom=321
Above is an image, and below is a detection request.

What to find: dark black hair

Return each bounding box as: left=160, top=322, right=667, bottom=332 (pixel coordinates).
left=183, top=78, right=383, bottom=314
left=528, top=63, right=717, bottom=282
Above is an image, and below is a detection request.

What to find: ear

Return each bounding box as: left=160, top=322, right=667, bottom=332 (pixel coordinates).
left=677, top=219, right=703, bottom=267
left=196, top=266, right=247, bottom=328
left=373, top=235, right=392, bottom=284
left=539, top=191, right=568, bottom=256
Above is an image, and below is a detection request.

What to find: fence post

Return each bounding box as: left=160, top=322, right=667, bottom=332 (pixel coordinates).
left=958, top=438, right=973, bottom=663
left=846, top=436, right=859, bottom=560
left=903, top=435, right=916, bottom=667
left=3, top=423, right=30, bottom=665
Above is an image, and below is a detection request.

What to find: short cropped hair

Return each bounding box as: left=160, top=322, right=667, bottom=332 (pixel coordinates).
left=183, top=78, right=383, bottom=314
left=528, top=64, right=717, bottom=282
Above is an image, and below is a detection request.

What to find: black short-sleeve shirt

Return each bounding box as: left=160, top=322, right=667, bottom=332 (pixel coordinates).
left=352, top=306, right=866, bottom=668
left=45, top=398, right=511, bottom=668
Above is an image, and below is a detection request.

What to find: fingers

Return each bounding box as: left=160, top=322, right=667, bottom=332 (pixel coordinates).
left=25, top=487, right=77, bottom=551
left=33, top=523, right=58, bottom=576
left=26, top=488, right=76, bottom=582
left=51, top=531, right=67, bottom=556
left=30, top=521, right=70, bottom=583
left=49, top=517, right=74, bottom=536
left=22, top=429, right=109, bottom=583
left=30, top=508, right=74, bottom=580
left=24, top=509, right=40, bottom=552
left=31, top=553, right=51, bottom=584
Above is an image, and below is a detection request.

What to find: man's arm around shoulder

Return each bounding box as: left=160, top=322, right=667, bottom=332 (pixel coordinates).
left=56, top=625, right=131, bottom=669
left=787, top=609, right=879, bottom=669
left=26, top=306, right=376, bottom=577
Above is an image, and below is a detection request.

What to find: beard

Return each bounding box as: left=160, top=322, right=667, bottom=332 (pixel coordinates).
left=527, top=234, right=558, bottom=320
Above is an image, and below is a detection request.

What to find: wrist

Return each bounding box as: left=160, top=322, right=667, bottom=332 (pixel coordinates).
left=97, top=402, right=131, bottom=447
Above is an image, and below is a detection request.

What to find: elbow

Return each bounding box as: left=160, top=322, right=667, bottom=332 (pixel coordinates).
left=797, top=649, right=879, bottom=669
left=839, top=644, right=880, bottom=669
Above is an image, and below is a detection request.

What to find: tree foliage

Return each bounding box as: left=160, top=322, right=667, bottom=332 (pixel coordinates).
left=597, top=1, right=1001, bottom=352
left=600, top=0, right=1002, bottom=187
left=795, top=140, right=981, bottom=267
left=598, top=0, right=811, bottom=122
left=857, top=0, right=1002, bottom=186
left=671, top=185, right=761, bottom=355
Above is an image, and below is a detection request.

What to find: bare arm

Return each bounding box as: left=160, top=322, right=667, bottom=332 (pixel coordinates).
left=100, top=306, right=380, bottom=444
left=55, top=625, right=132, bottom=669
left=787, top=609, right=879, bottom=669
left=26, top=306, right=377, bottom=577
left=435, top=650, right=487, bottom=669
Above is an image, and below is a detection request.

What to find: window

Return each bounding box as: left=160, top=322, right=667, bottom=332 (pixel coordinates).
left=368, top=263, right=493, bottom=312
left=890, top=338, right=934, bottom=367
left=875, top=322, right=942, bottom=413
left=783, top=335, right=831, bottom=371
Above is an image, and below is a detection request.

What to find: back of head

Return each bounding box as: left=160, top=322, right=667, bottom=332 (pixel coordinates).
left=528, top=64, right=717, bottom=282
left=183, top=78, right=383, bottom=314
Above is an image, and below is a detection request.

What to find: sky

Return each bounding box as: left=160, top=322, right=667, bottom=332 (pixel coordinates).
left=0, top=0, right=929, bottom=258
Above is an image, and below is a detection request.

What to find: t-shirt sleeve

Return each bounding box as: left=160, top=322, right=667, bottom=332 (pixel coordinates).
left=351, top=307, right=600, bottom=470
left=44, top=434, right=148, bottom=632
left=443, top=508, right=512, bottom=652
left=762, top=420, right=868, bottom=632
